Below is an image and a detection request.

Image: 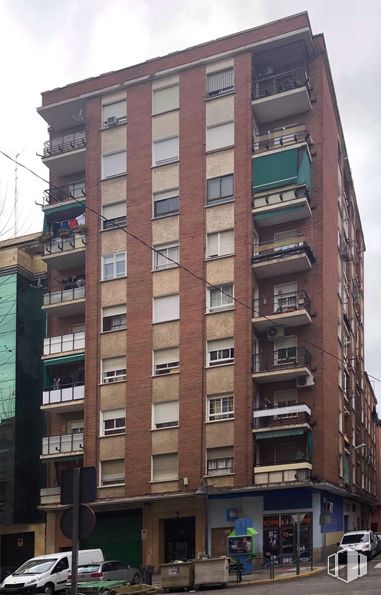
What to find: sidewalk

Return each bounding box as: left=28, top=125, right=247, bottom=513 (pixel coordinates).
left=153, top=564, right=324, bottom=589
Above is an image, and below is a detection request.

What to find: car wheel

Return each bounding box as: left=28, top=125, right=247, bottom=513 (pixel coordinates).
left=131, top=573, right=140, bottom=585
left=44, top=583, right=55, bottom=595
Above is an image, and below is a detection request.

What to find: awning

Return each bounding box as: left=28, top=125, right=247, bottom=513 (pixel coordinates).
left=255, top=428, right=306, bottom=439
left=43, top=353, right=84, bottom=367
left=253, top=147, right=311, bottom=193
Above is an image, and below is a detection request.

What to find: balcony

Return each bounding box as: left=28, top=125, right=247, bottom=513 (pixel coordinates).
left=253, top=403, right=312, bottom=432
left=252, top=347, right=312, bottom=384
left=252, top=64, right=311, bottom=124
left=253, top=126, right=311, bottom=154
left=42, top=284, right=85, bottom=317
left=44, top=332, right=85, bottom=356
left=252, top=233, right=314, bottom=278
left=254, top=460, right=312, bottom=485
left=40, top=487, right=61, bottom=506
left=42, top=180, right=86, bottom=209
left=252, top=290, right=311, bottom=331
left=253, top=185, right=311, bottom=228
left=42, top=132, right=86, bottom=177
left=41, top=433, right=84, bottom=459
left=42, top=383, right=84, bottom=412
left=42, top=233, right=86, bottom=270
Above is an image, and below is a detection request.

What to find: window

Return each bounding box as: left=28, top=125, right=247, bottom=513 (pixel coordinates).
left=152, top=137, right=179, bottom=166
left=154, top=243, right=179, bottom=270
left=273, top=282, right=297, bottom=312
left=100, top=460, right=125, bottom=486
left=207, top=446, right=233, bottom=475
left=153, top=189, right=179, bottom=218
left=102, top=151, right=127, bottom=178
left=102, top=252, right=126, bottom=280
left=70, top=420, right=84, bottom=434
left=102, top=203, right=127, bottom=230
left=101, top=409, right=126, bottom=436
left=152, top=401, right=179, bottom=429
left=274, top=337, right=297, bottom=365
left=206, top=122, right=234, bottom=152
left=207, top=174, right=234, bottom=205
left=153, top=85, right=179, bottom=115
left=208, top=395, right=234, bottom=421
left=207, top=69, right=234, bottom=98
left=102, top=305, right=126, bottom=332
left=153, top=294, right=179, bottom=323
left=102, top=356, right=126, bottom=383
left=206, top=230, right=234, bottom=258
left=208, top=284, right=234, bottom=312
left=103, top=100, right=127, bottom=126
left=152, top=453, right=178, bottom=481
left=207, top=338, right=234, bottom=366
left=153, top=348, right=179, bottom=375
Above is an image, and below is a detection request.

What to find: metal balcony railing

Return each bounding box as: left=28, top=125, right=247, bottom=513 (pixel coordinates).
left=43, top=285, right=85, bottom=306
left=253, top=289, right=311, bottom=318
left=253, top=403, right=311, bottom=429
left=255, top=455, right=311, bottom=466
left=253, top=347, right=311, bottom=372
left=253, top=64, right=310, bottom=100
left=253, top=233, right=314, bottom=264
left=42, top=433, right=84, bottom=455
left=43, top=132, right=86, bottom=158
left=43, top=180, right=86, bottom=206
left=43, top=233, right=86, bottom=257
left=252, top=185, right=310, bottom=210
left=42, top=383, right=84, bottom=406
left=253, top=127, right=311, bottom=153
left=44, top=332, right=85, bottom=355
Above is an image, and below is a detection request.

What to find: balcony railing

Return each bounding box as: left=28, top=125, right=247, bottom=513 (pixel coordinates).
left=253, top=347, right=311, bottom=372
left=253, top=127, right=311, bottom=153
left=43, top=233, right=86, bottom=257
left=254, top=461, right=312, bottom=485
left=43, top=180, right=86, bottom=207
left=253, top=290, right=311, bottom=318
left=252, top=185, right=310, bottom=209
left=253, top=232, right=312, bottom=261
left=43, top=285, right=85, bottom=306
left=43, top=132, right=86, bottom=158
left=253, top=403, right=311, bottom=429
left=42, top=433, right=84, bottom=456
left=255, top=455, right=311, bottom=466
left=44, top=332, right=85, bottom=356
left=42, top=383, right=84, bottom=406
left=253, top=64, right=309, bottom=100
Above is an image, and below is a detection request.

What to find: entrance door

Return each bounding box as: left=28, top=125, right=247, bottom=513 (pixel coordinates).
left=0, top=532, right=35, bottom=579
left=164, top=517, right=195, bottom=562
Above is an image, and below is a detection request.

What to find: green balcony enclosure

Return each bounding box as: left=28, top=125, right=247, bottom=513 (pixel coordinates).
left=253, top=147, right=311, bottom=193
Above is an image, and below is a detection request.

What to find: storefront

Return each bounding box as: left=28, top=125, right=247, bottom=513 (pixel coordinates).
left=263, top=512, right=312, bottom=562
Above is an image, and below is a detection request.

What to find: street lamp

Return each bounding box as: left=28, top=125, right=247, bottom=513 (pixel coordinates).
left=196, top=476, right=209, bottom=557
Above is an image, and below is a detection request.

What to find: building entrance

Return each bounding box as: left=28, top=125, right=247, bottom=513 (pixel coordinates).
left=164, top=517, right=195, bottom=562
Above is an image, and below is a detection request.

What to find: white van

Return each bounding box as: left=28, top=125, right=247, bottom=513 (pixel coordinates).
left=0, top=549, right=103, bottom=595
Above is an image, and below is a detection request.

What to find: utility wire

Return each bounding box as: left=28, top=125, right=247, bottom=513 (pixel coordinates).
left=0, top=148, right=379, bottom=386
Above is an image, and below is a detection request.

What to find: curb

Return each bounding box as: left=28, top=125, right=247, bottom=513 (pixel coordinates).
left=227, top=567, right=325, bottom=587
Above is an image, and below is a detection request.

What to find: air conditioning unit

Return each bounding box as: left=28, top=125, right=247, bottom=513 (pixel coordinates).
left=266, top=326, right=285, bottom=340
left=105, top=116, right=119, bottom=128
left=296, top=374, right=314, bottom=388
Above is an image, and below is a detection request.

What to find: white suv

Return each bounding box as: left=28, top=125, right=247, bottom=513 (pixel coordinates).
left=338, top=530, right=378, bottom=561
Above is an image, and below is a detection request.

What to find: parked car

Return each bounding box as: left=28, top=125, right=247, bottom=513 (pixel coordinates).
left=337, top=530, right=378, bottom=561
left=375, top=532, right=381, bottom=556
left=66, top=561, right=140, bottom=590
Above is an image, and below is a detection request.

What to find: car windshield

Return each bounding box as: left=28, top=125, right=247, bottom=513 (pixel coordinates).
left=78, top=565, right=100, bottom=574
left=341, top=533, right=369, bottom=544
left=13, top=559, right=57, bottom=575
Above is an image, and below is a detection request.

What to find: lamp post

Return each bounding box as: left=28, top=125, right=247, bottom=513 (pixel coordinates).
left=196, top=476, right=209, bottom=557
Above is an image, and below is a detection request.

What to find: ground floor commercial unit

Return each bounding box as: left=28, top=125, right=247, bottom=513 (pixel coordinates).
left=0, top=523, right=46, bottom=580
left=43, top=485, right=373, bottom=569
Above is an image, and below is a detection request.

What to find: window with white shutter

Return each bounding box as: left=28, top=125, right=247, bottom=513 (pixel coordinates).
left=206, top=230, right=234, bottom=258
left=152, top=137, right=179, bottom=166
left=153, top=348, right=179, bottom=375
left=101, top=356, right=126, bottom=383
left=154, top=243, right=179, bottom=269
left=102, top=305, right=127, bottom=332
left=153, top=190, right=179, bottom=218
left=100, top=460, right=125, bottom=486
left=101, top=409, right=126, bottom=436
left=103, top=101, right=127, bottom=126
left=207, top=338, right=234, bottom=366
left=152, top=401, right=179, bottom=429
left=152, top=453, right=178, bottom=481
left=207, top=446, right=234, bottom=475
left=153, top=295, right=179, bottom=323
left=207, top=69, right=234, bottom=98
left=208, top=284, right=234, bottom=312
left=152, top=85, right=179, bottom=115
left=102, top=151, right=127, bottom=178
left=206, top=122, right=234, bottom=152
left=102, top=203, right=127, bottom=229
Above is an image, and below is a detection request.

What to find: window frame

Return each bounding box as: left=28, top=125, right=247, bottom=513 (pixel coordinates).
left=100, top=459, right=125, bottom=486
left=153, top=347, right=180, bottom=376
left=207, top=283, right=234, bottom=312
left=101, top=356, right=127, bottom=384
left=100, top=409, right=126, bottom=436
left=102, top=305, right=127, bottom=332
left=206, top=121, right=234, bottom=152
left=207, top=394, right=234, bottom=422
left=102, top=100, right=127, bottom=127
left=153, top=189, right=179, bottom=219
left=152, top=85, right=179, bottom=115
left=206, top=229, right=234, bottom=258
left=153, top=242, right=179, bottom=270
left=207, top=338, right=234, bottom=367
left=102, top=202, right=127, bottom=230
left=102, top=251, right=127, bottom=281
left=153, top=294, right=180, bottom=324
left=207, top=174, right=234, bottom=205
left=101, top=151, right=127, bottom=179
left=207, top=446, right=234, bottom=476
left=151, top=453, right=179, bottom=482
left=152, top=401, right=179, bottom=430
left=206, top=68, right=234, bottom=99
left=152, top=136, right=179, bottom=167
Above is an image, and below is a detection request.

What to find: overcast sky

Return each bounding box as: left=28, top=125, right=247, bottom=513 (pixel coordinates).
left=0, top=0, right=380, bottom=398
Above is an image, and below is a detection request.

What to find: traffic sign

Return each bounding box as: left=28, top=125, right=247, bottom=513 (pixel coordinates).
left=60, top=504, right=96, bottom=540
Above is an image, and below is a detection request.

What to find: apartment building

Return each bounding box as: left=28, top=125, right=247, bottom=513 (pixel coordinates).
left=0, top=234, right=46, bottom=577
left=37, top=12, right=377, bottom=566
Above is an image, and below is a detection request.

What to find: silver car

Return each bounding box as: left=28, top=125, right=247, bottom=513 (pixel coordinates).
left=66, top=560, right=140, bottom=589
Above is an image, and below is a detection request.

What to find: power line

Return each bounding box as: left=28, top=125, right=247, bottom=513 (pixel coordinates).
left=0, top=148, right=378, bottom=386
